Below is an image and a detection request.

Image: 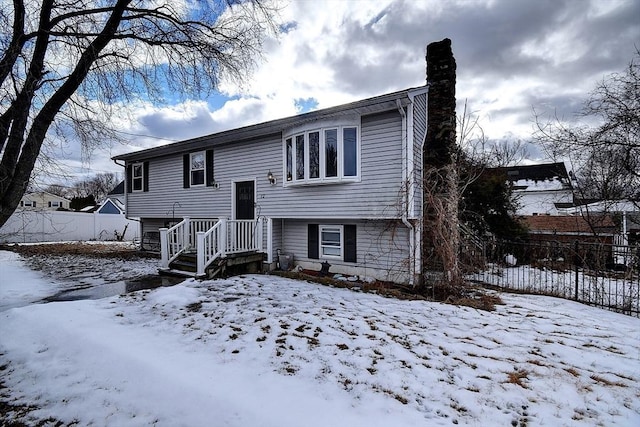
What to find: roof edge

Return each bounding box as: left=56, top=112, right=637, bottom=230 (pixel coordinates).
left=112, top=86, right=425, bottom=162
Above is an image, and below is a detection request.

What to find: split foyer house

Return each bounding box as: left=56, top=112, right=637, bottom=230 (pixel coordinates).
left=113, top=86, right=428, bottom=284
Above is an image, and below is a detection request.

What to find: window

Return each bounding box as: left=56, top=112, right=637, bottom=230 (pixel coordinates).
left=295, top=135, right=305, bottom=180
left=49, top=201, right=61, bottom=208
left=183, top=150, right=214, bottom=188
left=132, top=163, right=144, bottom=192
left=325, top=129, right=338, bottom=178
left=284, top=125, right=359, bottom=185
left=308, top=224, right=357, bottom=262
left=21, top=200, right=35, bottom=207
left=309, top=131, right=320, bottom=179
left=320, top=225, right=343, bottom=259
left=286, top=138, right=293, bottom=181
left=343, top=127, right=357, bottom=177
left=190, top=151, right=205, bottom=186
left=127, top=161, right=149, bottom=193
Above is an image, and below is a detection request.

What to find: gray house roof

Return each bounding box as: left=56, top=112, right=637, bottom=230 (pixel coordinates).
left=112, top=86, right=425, bottom=162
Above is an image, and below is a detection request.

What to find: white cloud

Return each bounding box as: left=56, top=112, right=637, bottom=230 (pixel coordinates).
left=47, top=0, right=640, bottom=184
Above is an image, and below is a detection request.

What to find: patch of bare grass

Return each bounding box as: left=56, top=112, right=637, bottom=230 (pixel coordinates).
left=505, top=370, right=529, bottom=388
left=590, top=374, right=627, bottom=387
left=2, top=242, right=157, bottom=260
left=185, top=302, right=202, bottom=312
left=564, top=367, right=580, bottom=377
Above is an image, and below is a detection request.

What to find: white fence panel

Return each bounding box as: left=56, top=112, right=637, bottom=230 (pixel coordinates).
left=0, top=210, right=140, bottom=243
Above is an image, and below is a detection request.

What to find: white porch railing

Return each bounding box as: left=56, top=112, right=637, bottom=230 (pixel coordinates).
left=196, top=219, right=225, bottom=276
left=189, top=218, right=218, bottom=247
left=159, top=216, right=190, bottom=268
left=226, top=219, right=263, bottom=255
left=161, top=217, right=265, bottom=276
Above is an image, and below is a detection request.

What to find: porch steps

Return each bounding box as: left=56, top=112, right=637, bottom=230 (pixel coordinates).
left=160, top=251, right=264, bottom=280
left=169, top=252, right=198, bottom=273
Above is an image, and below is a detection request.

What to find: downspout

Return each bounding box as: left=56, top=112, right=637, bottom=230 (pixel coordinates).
left=113, top=159, right=142, bottom=232
left=397, top=99, right=415, bottom=287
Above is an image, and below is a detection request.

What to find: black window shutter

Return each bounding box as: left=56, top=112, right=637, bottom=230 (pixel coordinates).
left=143, top=161, right=149, bottom=192
left=308, top=224, right=319, bottom=259
left=126, top=164, right=132, bottom=193
left=183, top=154, right=190, bottom=188
left=206, top=149, right=214, bottom=187
left=48, top=201, right=52, bottom=208
left=344, top=225, right=357, bottom=263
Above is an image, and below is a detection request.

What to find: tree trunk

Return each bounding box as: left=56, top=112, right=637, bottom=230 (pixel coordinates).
left=0, top=0, right=131, bottom=227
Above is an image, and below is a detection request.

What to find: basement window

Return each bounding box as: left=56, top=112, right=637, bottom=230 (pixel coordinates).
left=320, top=225, right=343, bottom=259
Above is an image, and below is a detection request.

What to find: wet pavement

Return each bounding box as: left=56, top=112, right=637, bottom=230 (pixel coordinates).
left=43, top=274, right=185, bottom=302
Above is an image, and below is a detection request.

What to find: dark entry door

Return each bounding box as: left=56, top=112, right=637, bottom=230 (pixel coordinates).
left=235, top=181, right=255, bottom=220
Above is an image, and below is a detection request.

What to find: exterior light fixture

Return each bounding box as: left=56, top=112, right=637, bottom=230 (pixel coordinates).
left=267, top=170, right=276, bottom=185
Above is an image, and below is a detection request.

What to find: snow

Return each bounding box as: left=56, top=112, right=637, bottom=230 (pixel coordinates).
left=0, top=251, right=54, bottom=311
left=513, top=178, right=566, bottom=192
left=1, top=251, right=640, bottom=426
left=469, top=264, right=640, bottom=315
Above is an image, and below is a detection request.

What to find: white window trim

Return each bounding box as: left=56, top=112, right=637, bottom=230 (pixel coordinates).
left=283, top=124, right=361, bottom=186
left=319, top=224, right=344, bottom=260
left=190, top=151, right=205, bottom=187
left=132, top=162, right=144, bottom=192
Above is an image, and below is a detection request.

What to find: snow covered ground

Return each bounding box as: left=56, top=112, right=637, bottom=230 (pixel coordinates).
left=469, top=264, right=640, bottom=316
left=1, top=250, right=639, bottom=426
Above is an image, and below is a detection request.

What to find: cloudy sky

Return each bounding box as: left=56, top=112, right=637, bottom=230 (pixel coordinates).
left=66, top=0, right=639, bottom=182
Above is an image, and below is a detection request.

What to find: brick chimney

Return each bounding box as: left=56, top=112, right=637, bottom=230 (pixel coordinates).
left=422, top=38, right=460, bottom=288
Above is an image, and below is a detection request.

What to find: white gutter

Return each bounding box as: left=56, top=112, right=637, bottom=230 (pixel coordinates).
left=397, top=99, right=415, bottom=287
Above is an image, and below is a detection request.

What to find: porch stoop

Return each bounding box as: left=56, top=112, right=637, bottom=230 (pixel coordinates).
left=160, top=250, right=266, bottom=279
left=159, top=217, right=271, bottom=279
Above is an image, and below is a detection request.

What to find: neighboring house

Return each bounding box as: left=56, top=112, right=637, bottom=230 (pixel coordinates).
left=113, top=86, right=429, bottom=284
left=97, top=197, right=126, bottom=215
left=557, top=200, right=640, bottom=246
left=19, top=191, right=71, bottom=211
left=520, top=215, right=617, bottom=245
left=107, top=181, right=125, bottom=206
left=505, top=162, right=574, bottom=216
left=78, top=198, right=126, bottom=215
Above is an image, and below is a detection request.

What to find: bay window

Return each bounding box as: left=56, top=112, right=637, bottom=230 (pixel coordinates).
left=284, top=125, right=359, bottom=185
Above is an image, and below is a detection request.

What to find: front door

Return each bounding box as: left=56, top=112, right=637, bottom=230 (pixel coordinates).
left=235, top=181, right=255, bottom=220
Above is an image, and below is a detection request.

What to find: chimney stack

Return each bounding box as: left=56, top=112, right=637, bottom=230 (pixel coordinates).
left=422, top=38, right=460, bottom=289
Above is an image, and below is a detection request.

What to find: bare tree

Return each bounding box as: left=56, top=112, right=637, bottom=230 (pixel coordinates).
left=66, top=172, right=119, bottom=201
left=535, top=51, right=640, bottom=207
left=456, top=100, right=527, bottom=240
left=44, top=183, right=68, bottom=198
left=0, top=0, right=279, bottom=227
